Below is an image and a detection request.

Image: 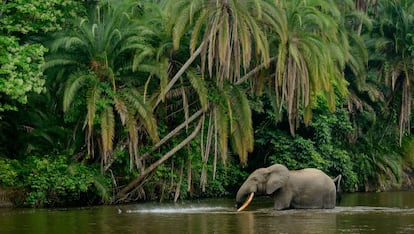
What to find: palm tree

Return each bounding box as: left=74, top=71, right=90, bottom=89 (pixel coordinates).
left=371, top=0, right=414, bottom=144
left=117, top=0, right=360, bottom=199
left=160, top=0, right=353, bottom=165
left=45, top=0, right=160, bottom=170
left=116, top=0, right=272, bottom=199
left=265, top=0, right=350, bottom=135
left=160, top=0, right=274, bottom=165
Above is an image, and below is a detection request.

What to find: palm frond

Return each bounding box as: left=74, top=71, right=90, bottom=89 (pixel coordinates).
left=214, top=104, right=229, bottom=163
left=187, top=69, right=208, bottom=111
left=101, top=105, right=115, bottom=165
left=168, top=0, right=270, bottom=84
left=123, top=89, right=159, bottom=142
left=84, top=83, right=99, bottom=156
left=132, top=47, right=155, bottom=72
left=43, top=57, right=82, bottom=71
left=49, top=35, right=88, bottom=52
left=229, top=86, right=253, bottom=164
left=114, top=95, right=128, bottom=125
left=269, top=0, right=350, bottom=133
left=63, top=73, right=91, bottom=112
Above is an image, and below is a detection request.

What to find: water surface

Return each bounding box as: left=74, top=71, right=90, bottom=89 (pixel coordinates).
left=1, top=191, right=414, bottom=233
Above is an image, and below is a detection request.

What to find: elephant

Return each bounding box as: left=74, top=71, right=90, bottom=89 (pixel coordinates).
left=236, top=164, right=341, bottom=211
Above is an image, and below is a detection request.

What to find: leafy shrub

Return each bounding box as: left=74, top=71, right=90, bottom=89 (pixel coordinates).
left=22, top=155, right=110, bottom=207
left=198, top=161, right=248, bottom=198
left=265, top=130, right=327, bottom=170
left=0, top=158, right=20, bottom=187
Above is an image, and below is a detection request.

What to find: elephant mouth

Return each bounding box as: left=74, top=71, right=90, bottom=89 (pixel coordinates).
left=237, top=192, right=254, bottom=212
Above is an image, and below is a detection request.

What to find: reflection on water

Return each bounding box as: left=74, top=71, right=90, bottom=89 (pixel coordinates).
left=1, top=192, right=414, bottom=233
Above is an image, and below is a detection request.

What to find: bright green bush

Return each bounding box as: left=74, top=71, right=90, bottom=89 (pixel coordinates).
left=22, top=155, right=110, bottom=207
left=0, top=158, right=20, bottom=187
left=1, top=155, right=111, bottom=207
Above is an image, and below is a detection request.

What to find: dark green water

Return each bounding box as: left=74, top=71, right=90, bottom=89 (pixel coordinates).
left=1, top=191, right=414, bottom=233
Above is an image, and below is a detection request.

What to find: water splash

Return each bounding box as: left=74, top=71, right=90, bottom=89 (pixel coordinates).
left=125, top=206, right=232, bottom=214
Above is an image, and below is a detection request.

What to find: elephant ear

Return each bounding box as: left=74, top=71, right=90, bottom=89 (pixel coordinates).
left=266, top=164, right=289, bottom=194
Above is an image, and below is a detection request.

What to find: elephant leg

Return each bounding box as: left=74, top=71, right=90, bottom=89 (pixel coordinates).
left=322, top=190, right=336, bottom=208
left=273, top=189, right=292, bottom=210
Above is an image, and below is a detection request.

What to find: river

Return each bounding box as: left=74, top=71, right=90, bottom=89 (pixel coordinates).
left=0, top=191, right=413, bottom=233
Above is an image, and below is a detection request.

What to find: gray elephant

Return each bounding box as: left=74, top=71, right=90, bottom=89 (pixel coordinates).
left=236, top=164, right=341, bottom=211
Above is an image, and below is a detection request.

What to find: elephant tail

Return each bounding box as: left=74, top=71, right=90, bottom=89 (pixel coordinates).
left=333, top=174, right=342, bottom=203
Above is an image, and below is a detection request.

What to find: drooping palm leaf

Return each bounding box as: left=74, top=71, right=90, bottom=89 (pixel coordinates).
left=167, top=0, right=270, bottom=85
left=187, top=69, right=208, bottom=111
left=123, top=88, right=159, bottom=143
left=101, top=105, right=115, bottom=164
left=267, top=0, right=350, bottom=134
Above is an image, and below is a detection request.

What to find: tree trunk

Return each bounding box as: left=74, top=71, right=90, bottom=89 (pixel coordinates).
left=115, top=118, right=203, bottom=201
left=174, top=164, right=184, bottom=202
left=155, top=42, right=205, bottom=108
left=140, top=109, right=204, bottom=161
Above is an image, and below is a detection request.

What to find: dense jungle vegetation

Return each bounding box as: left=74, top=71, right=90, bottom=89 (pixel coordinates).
left=1, top=0, right=414, bottom=207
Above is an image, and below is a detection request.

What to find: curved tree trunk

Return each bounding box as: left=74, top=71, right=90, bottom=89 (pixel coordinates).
left=115, top=118, right=203, bottom=202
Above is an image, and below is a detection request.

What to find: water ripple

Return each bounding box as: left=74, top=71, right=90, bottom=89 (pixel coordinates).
left=122, top=205, right=414, bottom=215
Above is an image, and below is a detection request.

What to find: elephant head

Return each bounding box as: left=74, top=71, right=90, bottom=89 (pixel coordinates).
left=236, top=164, right=289, bottom=211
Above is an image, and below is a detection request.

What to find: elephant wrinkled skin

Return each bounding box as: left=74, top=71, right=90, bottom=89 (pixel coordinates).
left=236, top=164, right=341, bottom=211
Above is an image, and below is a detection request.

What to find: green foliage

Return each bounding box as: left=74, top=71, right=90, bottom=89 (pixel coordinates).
left=1, top=155, right=111, bottom=207
left=352, top=150, right=402, bottom=191
left=0, top=36, right=46, bottom=112
left=203, top=162, right=248, bottom=198
left=263, top=130, right=327, bottom=170
left=22, top=155, right=110, bottom=207
left=0, top=0, right=85, bottom=114
left=0, top=0, right=84, bottom=34
left=269, top=0, right=349, bottom=134
left=0, top=158, right=20, bottom=187
left=369, top=0, right=414, bottom=143
left=402, top=136, right=414, bottom=168
left=45, top=0, right=161, bottom=167
left=328, top=148, right=357, bottom=191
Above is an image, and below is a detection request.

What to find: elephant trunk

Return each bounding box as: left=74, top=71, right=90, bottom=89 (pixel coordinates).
left=236, top=183, right=255, bottom=211
left=236, top=191, right=245, bottom=205
left=236, top=184, right=250, bottom=204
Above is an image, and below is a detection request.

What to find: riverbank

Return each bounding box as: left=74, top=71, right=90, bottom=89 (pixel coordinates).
left=401, top=166, right=414, bottom=190
left=0, top=189, right=13, bottom=208
left=2, top=165, right=414, bottom=208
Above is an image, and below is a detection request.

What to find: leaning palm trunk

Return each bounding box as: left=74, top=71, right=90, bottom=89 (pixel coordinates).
left=115, top=118, right=203, bottom=202
left=155, top=42, right=205, bottom=108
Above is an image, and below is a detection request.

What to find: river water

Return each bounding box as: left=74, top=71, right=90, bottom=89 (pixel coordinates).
left=1, top=191, right=414, bottom=233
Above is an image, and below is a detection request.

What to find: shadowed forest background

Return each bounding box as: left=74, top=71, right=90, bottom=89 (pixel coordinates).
left=1, top=0, right=414, bottom=207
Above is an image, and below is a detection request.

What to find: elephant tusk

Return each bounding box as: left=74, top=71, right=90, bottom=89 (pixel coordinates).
left=237, top=192, right=254, bottom=212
